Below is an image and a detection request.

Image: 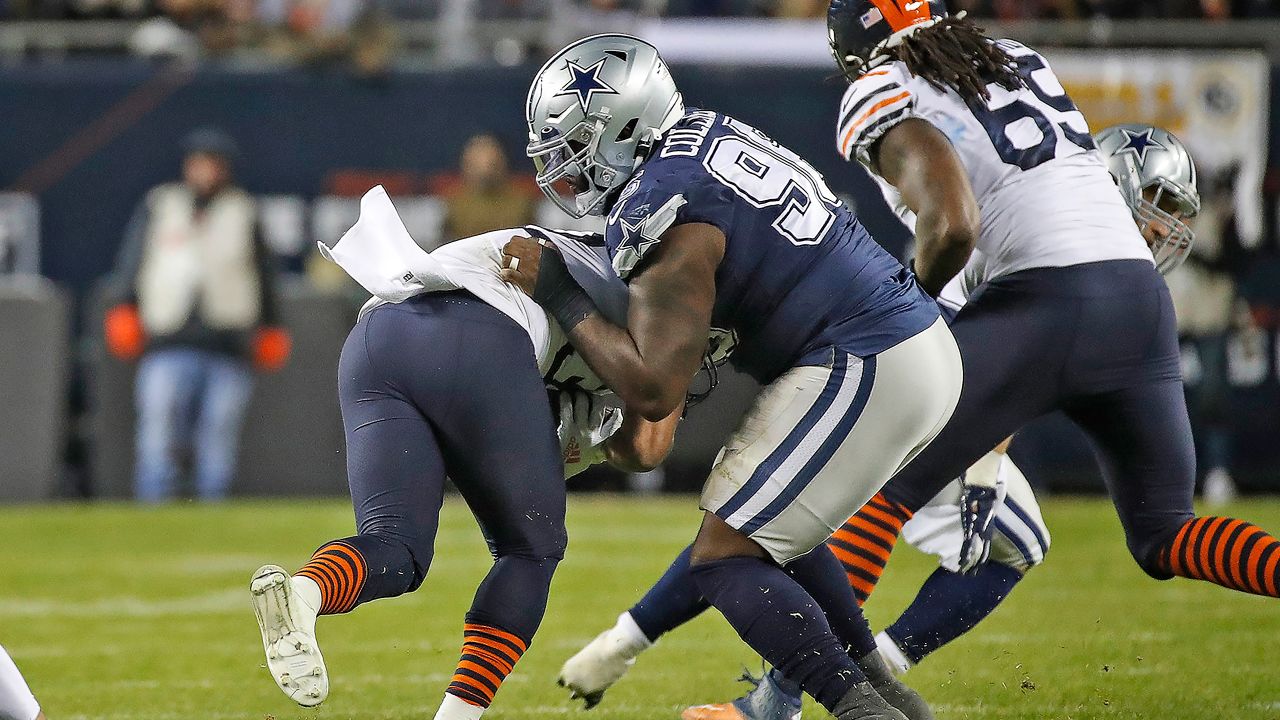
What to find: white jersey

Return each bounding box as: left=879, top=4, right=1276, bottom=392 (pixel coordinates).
left=364, top=229, right=623, bottom=393
left=326, top=187, right=621, bottom=392
left=836, top=39, right=1151, bottom=287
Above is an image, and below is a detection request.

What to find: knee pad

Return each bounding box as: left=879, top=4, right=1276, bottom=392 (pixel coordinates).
left=988, top=511, right=1050, bottom=573
left=494, top=526, right=568, bottom=564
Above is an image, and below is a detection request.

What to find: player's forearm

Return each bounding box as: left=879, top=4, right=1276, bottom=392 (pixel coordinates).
left=567, top=316, right=691, bottom=421
left=604, top=403, right=681, bottom=472
left=913, top=213, right=977, bottom=297
left=874, top=118, right=980, bottom=297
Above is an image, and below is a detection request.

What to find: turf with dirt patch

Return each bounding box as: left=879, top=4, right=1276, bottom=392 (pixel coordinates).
left=2, top=495, right=1278, bottom=719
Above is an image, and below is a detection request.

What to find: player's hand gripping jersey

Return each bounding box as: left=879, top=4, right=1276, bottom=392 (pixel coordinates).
left=606, top=109, right=939, bottom=384
left=837, top=40, right=1150, bottom=291
left=324, top=187, right=632, bottom=475
left=325, top=186, right=623, bottom=394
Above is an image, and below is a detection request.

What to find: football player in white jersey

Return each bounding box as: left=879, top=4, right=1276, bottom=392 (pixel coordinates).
left=247, top=186, right=678, bottom=720
left=823, top=0, right=1280, bottom=655
left=654, top=122, right=1206, bottom=720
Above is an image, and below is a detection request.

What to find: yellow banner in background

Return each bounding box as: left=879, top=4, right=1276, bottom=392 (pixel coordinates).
left=1042, top=49, right=1270, bottom=246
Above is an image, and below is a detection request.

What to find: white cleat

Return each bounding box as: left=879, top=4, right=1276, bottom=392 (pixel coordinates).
left=250, top=564, right=328, bottom=707
left=558, top=614, right=650, bottom=709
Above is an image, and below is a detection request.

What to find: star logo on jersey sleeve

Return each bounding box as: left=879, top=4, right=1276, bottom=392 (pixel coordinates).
left=1119, top=127, right=1165, bottom=164
left=612, top=215, right=654, bottom=277
left=555, top=58, right=617, bottom=111
left=610, top=195, right=687, bottom=279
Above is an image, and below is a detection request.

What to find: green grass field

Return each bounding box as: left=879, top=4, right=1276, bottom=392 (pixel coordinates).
left=2, top=495, right=1278, bottom=720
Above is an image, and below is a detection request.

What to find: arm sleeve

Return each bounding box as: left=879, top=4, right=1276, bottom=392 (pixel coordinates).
left=835, top=69, right=917, bottom=166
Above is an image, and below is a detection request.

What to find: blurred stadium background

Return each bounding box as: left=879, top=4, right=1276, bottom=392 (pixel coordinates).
left=3, top=2, right=1280, bottom=719
left=2, top=0, right=1280, bottom=503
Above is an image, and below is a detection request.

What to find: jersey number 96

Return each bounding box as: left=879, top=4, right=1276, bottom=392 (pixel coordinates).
left=704, top=121, right=840, bottom=246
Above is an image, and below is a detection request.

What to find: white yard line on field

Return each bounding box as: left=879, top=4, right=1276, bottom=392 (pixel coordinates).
left=0, top=589, right=244, bottom=617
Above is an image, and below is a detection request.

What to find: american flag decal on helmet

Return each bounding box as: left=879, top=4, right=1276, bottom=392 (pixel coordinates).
left=859, top=7, right=883, bottom=27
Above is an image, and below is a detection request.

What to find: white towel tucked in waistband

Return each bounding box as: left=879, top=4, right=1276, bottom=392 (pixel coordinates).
left=317, top=185, right=454, bottom=302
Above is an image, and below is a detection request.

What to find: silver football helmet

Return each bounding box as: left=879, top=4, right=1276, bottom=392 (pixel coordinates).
left=526, top=34, right=685, bottom=218
left=1095, top=123, right=1201, bottom=274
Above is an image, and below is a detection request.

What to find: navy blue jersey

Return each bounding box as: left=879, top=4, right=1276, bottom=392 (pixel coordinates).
left=604, top=109, right=938, bottom=383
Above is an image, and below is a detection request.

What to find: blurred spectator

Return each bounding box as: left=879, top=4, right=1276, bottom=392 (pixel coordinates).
left=128, top=0, right=226, bottom=58
left=122, top=0, right=395, bottom=73
left=105, top=127, right=290, bottom=502
left=771, top=0, right=823, bottom=18
left=441, top=133, right=538, bottom=242
left=10, top=0, right=1272, bottom=24
left=1168, top=167, right=1252, bottom=504
left=252, top=0, right=396, bottom=73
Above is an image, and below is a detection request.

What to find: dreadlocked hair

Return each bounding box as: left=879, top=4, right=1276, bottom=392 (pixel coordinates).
left=889, top=15, right=1021, bottom=106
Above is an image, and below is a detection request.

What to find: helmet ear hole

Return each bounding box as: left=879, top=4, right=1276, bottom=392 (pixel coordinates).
left=615, top=118, right=639, bottom=143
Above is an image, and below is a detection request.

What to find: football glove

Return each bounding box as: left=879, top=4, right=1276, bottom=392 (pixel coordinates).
left=553, top=388, right=623, bottom=478
left=957, top=451, right=1009, bottom=574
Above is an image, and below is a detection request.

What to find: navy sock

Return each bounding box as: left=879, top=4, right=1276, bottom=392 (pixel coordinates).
left=691, top=556, right=865, bottom=713
left=785, top=545, right=877, bottom=658
left=884, top=563, right=1023, bottom=664
left=629, top=545, right=711, bottom=642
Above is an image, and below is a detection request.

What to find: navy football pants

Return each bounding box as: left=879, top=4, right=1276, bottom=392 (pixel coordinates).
left=882, top=260, right=1195, bottom=577
left=335, top=292, right=567, bottom=638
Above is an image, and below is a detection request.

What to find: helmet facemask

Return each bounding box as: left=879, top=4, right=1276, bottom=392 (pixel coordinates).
left=1136, top=179, right=1199, bottom=274
left=526, top=34, right=685, bottom=219
left=528, top=112, right=621, bottom=219
left=1094, top=123, right=1202, bottom=275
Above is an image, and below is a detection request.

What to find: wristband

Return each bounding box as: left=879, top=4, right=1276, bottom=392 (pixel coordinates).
left=533, top=244, right=597, bottom=332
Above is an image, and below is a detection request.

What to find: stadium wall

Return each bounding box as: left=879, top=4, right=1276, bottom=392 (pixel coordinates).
left=2, top=59, right=1278, bottom=497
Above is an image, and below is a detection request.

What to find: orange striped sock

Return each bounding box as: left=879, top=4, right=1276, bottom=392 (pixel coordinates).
left=1157, top=516, right=1280, bottom=597
left=295, top=541, right=368, bottom=615
left=826, top=492, right=913, bottom=605
left=445, top=623, right=529, bottom=708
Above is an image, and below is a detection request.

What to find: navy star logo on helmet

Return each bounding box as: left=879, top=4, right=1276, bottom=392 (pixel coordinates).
left=1119, top=127, right=1166, bottom=164
left=555, top=58, right=618, bottom=111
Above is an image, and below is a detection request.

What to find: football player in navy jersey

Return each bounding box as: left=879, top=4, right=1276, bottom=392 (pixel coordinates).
left=552, top=119, right=1210, bottom=720
left=504, top=33, right=965, bottom=720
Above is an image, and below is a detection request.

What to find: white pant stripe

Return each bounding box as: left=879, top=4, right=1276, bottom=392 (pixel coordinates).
left=722, top=354, right=865, bottom=529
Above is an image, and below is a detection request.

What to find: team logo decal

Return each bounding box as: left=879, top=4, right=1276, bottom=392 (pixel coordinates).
left=617, top=216, right=644, bottom=248
left=1118, top=127, right=1166, bottom=164
left=556, top=58, right=617, bottom=111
